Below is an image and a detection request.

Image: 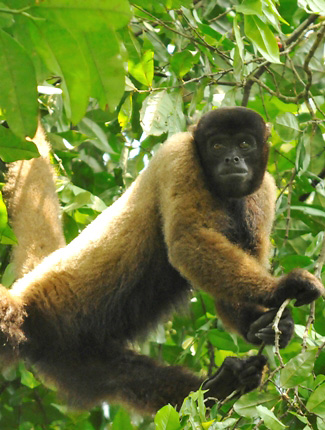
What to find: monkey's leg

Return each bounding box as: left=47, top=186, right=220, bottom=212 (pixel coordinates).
left=37, top=345, right=266, bottom=414
left=38, top=346, right=202, bottom=414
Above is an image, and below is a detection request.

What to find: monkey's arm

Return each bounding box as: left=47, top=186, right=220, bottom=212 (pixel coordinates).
left=156, top=135, right=324, bottom=310
left=162, top=203, right=322, bottom=308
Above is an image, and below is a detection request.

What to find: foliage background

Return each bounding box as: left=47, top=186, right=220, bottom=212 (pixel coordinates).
left=0, top=0, right=324, bottom=429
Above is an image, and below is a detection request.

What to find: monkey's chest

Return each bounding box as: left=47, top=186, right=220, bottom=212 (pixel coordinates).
left=224, top=203, right=259, bottom=255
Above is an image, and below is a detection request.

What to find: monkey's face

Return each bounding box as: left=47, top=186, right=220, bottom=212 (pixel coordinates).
left=193, top=107, right=269, bottom=199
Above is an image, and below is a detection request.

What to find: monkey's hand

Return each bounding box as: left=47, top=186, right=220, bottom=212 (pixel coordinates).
left=203, top=355, right=267, bottom=405
left=246, top=308, right=294, bottom=348
left=268, top=269, right=324, bottom=308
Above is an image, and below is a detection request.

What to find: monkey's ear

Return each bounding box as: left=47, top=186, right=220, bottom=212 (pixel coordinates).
left=265, top=122, right=272, bottom=139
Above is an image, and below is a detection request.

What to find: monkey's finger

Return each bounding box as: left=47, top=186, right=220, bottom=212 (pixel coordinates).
left=256, top=329, right=275, bottom=344
left=294, top=290, right=320, bottom=307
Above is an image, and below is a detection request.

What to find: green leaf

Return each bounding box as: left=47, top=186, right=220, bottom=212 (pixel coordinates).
left=0, top=126, right=39, bottom=161
left=140, top=91, right=174, bottom=136
left=140, top=91, right=185, bottom=136
left=296, top=133, right=311, bottom=173
left=82, top=29, right=125, bottom=111
left=244, top=15, right=280, bottom=63
left=256, top=405, right=287, bottom=429
left=79, top=117, right=113, bottom=153
left=236, top=0, right=263, bottom=15
left=0, top=193, right=7, bottom=235
left=0, top=2, right=14, bottom=28
left=207, top=329, right=238, bottom=352
left=197, top=23, right=222, bottom=42
left=275, top=112, right=300, bottom=142
left=112, top=408, right=133, bottom=430
left=62, top=185, right=107, bottom=213
left=1, top=262, right=16, bottom=287
left=280, top=349, right=317, bottom=388
left=0, top=29, right=38, bottom=138
left=20, top=366, right=41, bottom=389
left=27, top=20, right=90, bottom=124
left=298, top=0, right=325, bottom=14
left=290, top=206, right=325, bottom=218
left=33, top=0, right=131, bottom=31
left=234, top=391, right=279, bottom=418
left=170, top=51, right=200, bottom=79
left=307, top=383, right=325, bottom=417
left=128, top=50, right=154, bottom=87
left=0, top=225, right=17, bottom=246
left=233, top=17, right=244, bottom=61
left=154, top=404, right=181, bottom=430
left=208, top=418, right=237, bottom=429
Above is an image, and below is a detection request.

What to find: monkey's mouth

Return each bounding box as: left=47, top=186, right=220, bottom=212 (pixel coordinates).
left=219, top=170, right=249, bottom=179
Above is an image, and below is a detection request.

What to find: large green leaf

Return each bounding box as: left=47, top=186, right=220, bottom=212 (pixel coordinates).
left=256, top=406, right=286, bottom=429
left=244, top=15, right=280, bottom=63
left=0, top=29, right=38, bottom=138
left=27, top=20, right=90, bottom=124
left=298, top=0, right=325, bottom=14
left=280, top=349, right=317, bottom=388
left=33, top=0, right=131, bottom=31
left=275, top=112, right=300, bottom=142
left=82, top=29, right=125, bottom=111
left=0, top=126, right=39, bottom=161
left=306, top=383, right=325, bottom=417
left=234, top=391, right=279, bottom=418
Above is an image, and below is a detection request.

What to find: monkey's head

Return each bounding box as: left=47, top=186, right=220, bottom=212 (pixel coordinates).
left=193, top=107, right=270, bottom=199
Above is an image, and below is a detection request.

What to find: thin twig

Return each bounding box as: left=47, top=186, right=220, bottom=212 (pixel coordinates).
left=272, top=298, right=291, bottom=367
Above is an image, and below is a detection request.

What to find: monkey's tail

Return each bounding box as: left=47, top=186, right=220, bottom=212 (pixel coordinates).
left=3, top=126, right=66, bottom=279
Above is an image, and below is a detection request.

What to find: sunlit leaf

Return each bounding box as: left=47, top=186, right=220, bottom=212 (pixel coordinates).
left=112, top=408, right=133, bottom=430
left=236, top=0, right=263, bottom=14
left=244, top=15, right=280, bottom=63
left=33, top=0, right=131, bottom=31
left=129, top=50, right=154, bottom=87
left=26, top=20, right=90, bottom=124
left=0, top=29, right=38, bottom=138
left=82, top=29, right=125, bottom=111
left=140, top=91, right=174, bottom=136
left=154, top=404, right=181, bottom=430
left=298, top=0, right=325, bottom=14
left=20, top=366, right=41, bottom=389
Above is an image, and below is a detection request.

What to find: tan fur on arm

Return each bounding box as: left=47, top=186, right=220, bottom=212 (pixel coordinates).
left=3, top=126, right=66, bottom=278
left=156, top=133, right=277, bottom=305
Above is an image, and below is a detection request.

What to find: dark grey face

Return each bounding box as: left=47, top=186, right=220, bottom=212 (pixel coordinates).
left=193, top=107, right=269, bottom=199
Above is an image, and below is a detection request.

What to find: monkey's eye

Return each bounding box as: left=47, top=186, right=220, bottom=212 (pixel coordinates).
left=213, top=143, right=223, bottom=150
left=239, top=141, right=252, bottom=150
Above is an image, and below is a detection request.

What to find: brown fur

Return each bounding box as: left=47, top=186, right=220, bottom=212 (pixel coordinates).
left=0, top=109, right=323, bottom=414
left=3, top=126, right=65, bottom=278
